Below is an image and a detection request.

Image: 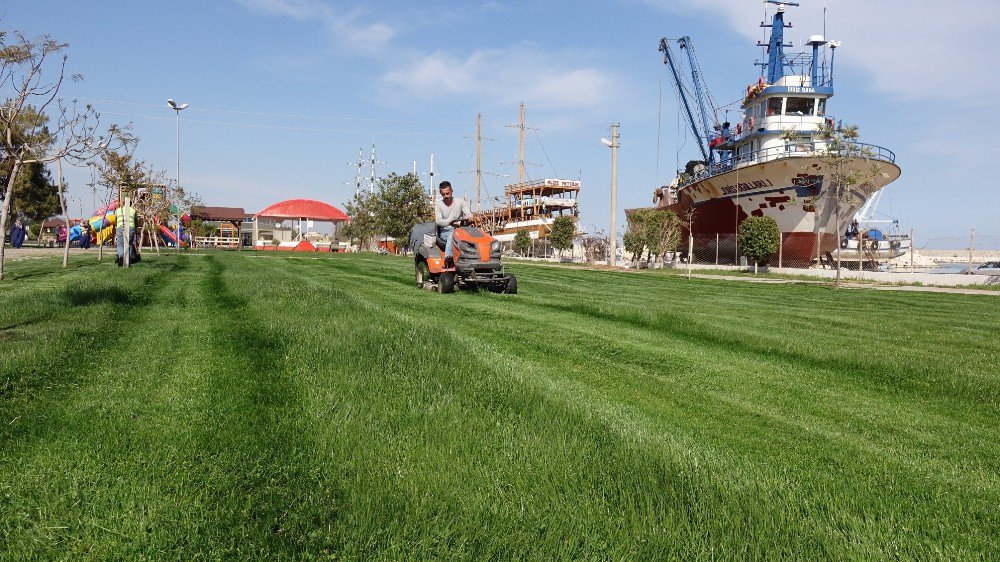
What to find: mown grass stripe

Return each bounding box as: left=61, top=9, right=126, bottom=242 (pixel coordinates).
left=1, top=251, right=996, bottom=559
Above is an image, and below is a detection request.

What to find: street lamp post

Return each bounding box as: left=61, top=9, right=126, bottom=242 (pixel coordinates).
left=601, top=124, right=620, bottom=266
left=167, top=98, right=188, bottom=253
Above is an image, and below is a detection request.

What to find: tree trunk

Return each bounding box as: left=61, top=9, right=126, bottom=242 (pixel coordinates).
left=58, top=159, right=72, bottom=268
left=0, top=159, right=24, bottom=281
left=834, top=206, right=842, bottom=289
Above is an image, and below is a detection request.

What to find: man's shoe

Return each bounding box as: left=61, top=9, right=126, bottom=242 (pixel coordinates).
left=444, top=256, right=454, bottom=269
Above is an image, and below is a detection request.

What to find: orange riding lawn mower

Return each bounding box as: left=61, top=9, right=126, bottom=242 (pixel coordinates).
left=408, top=221, right=517, bottom=294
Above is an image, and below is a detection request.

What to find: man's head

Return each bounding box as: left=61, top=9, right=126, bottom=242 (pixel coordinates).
left=439, top=181, right=453, bottom=202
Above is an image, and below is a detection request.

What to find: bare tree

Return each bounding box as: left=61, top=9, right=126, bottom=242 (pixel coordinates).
left=577, top=226, right=607, bottom=265
left=817, top=123, right=885, bottom=288
left=1, top=29, right=124, bottom=279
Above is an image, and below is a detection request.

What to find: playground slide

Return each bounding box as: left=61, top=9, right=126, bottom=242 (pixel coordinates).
left=89, top=202, right=118, bottom=244
left=158, top=224, right=188, bottom=247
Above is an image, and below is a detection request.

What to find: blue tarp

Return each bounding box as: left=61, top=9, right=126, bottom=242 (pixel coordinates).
left=866, top=229, right=885, bottom=241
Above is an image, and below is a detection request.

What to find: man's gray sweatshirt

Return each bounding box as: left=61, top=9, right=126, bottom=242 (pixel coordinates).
left=435, top=197, right=472, bottom=227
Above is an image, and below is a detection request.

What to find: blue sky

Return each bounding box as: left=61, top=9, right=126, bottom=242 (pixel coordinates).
left=5, top=0, right=999, bottom=245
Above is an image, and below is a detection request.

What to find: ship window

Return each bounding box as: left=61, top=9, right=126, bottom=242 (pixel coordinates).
left=767, top=97, right=782, bottom=116
left=817, top=98, right=827, bottom=116
left=785, top=97, right=815, bottom=116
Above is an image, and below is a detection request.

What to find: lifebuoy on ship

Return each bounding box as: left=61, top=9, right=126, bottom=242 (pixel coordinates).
left=735, top=123, right=743, bottom=135
left=890, top=240, right=901, bottom=252
left=869, top=239, right=880, bottom=251
left=758, top=77, right=766, bottom=89
left=840, top=238, right=849, bottom=250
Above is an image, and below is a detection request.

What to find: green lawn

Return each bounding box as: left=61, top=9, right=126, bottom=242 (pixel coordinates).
left=1, top=251, right=997, bottom=559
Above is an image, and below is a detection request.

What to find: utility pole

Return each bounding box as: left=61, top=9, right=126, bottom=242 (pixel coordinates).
left=609, top=124, right=620, bottom=267
left=167, top=99, right=188, bottom=254
left=910, top=228, right=915, bottom=272
left=968, top=228, right=975, bottom=274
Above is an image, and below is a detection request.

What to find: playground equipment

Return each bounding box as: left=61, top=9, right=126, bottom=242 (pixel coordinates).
left=158, top=214, right=191, bottom=247
left=88, top=202, right=119, bottom=244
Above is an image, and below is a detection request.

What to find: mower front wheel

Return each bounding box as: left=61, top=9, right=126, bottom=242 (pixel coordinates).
left=504, top=274, right=518, bottom=294
left=438, top=271, right=456, bottom=294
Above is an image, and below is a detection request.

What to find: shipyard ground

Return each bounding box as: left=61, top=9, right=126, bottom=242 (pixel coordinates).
left=1, top=251, right=997, bottom=559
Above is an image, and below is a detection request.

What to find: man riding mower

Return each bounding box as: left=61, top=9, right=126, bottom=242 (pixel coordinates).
left=408, top=221, right=517, bottom=294
left=408, top=181, right=517, bottom=294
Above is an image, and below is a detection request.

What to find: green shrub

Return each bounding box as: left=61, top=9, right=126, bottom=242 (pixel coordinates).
left=738, top=216, right=780, bottom=270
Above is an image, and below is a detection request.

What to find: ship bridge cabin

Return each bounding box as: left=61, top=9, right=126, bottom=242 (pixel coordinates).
left=722, top=72, right=834, bottom=166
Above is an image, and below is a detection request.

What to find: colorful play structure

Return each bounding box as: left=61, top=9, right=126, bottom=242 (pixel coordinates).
left=157, top=216, right=191, bottom=248
left=61, top=198, right=349, bottom=253
left=87, top=201, right=119, bottom=244
left=67, top=202, right=191, bottom=247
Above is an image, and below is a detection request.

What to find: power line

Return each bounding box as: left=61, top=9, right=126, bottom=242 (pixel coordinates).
left=98, top=111, right=466, bottom=136
left=68, top=95, right=473, bottom=125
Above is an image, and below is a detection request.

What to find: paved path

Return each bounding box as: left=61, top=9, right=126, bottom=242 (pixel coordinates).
left=3, top=246, right=97, bottom=261
left=683, top=272, right=999, bottom=296
left=517, top=260, right=1000, bottom=297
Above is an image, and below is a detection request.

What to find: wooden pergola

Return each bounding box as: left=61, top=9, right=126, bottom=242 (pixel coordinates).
left=190, top=206, right=247, bottom=249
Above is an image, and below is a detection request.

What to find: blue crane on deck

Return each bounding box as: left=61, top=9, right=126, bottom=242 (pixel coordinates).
left=659, top=35, right=722, bottom=166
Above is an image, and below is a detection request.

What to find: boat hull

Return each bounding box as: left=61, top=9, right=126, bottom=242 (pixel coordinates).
left=652, top=156, right=902, bottom=266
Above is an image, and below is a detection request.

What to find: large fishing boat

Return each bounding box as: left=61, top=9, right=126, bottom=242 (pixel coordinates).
left=640, top=1, right=901, bottom=266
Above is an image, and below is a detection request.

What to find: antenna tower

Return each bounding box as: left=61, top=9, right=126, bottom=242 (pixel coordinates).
left=348, top=147, right=368, bottom=196
left=369, top=144, right=385, bottom=193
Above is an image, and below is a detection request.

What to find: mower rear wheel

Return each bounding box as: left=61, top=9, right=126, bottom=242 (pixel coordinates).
left=415, top=260, right=430, bottom=289
left=504, top=274, right=518, bottom=294
left=438, top=271, right=456, bottom=294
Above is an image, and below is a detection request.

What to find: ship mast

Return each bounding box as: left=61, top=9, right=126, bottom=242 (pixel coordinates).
left=506, top=102, right=537, bottom=185
left=463, top=114, right=498, bottom=215
left=760, top=0, right=798, bottom=84
left=475, top=113, right=482, bottom=212
left=517, top=103, right=525, bottom=185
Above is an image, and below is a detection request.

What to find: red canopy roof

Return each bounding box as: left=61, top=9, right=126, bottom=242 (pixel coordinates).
left=255, top=199, right=349, bottom=222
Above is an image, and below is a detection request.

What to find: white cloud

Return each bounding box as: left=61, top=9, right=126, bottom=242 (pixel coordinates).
left=381, top=45, right=617, bottom=110
left=234, top=0, right=396, bottom=54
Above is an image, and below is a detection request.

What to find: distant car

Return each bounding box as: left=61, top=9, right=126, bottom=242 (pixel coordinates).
left=976, top=261, right=1000, bottom=274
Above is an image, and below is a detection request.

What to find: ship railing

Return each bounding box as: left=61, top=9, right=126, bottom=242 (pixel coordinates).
left=681, top=142, right=896, bottom=188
